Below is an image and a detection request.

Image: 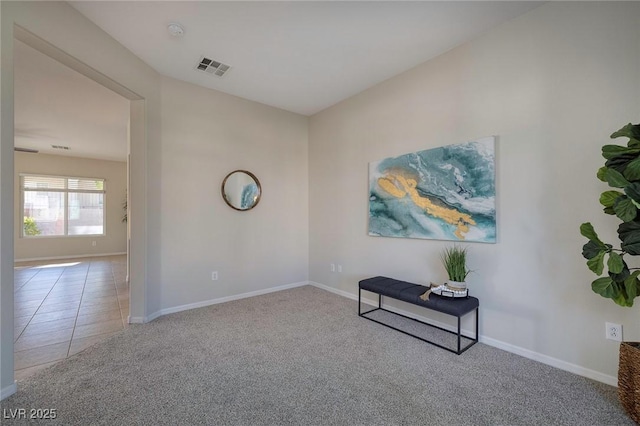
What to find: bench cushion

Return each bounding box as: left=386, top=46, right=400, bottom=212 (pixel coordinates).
left=359, top=276, right=479, bottom=317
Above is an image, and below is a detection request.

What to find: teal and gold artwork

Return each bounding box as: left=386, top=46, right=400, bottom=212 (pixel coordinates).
left=369, top=137, right=496, bottom=243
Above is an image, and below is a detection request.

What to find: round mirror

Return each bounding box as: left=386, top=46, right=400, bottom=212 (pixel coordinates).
left=221, top=170, right=262, bottom=211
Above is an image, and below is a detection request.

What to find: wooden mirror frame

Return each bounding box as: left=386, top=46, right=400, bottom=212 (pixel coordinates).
left=221, top=170, right=262, bottom=211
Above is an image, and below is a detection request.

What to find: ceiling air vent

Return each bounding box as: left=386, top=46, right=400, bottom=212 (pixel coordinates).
left=51, top=145, right=70, bottom=151
left=195, top=56, right=231, bottom=77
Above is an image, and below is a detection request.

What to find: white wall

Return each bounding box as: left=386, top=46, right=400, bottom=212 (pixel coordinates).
left=309, top=2, right=640, bottom=383
left=159, top=77, right=308, bottom=309
left=14, top=152, right=127, bottom=260
left=1, top=2, right=309, bottom=397
left=0, top=2, right=16, bottom=398
left=1, top=1, right=160, bottom=395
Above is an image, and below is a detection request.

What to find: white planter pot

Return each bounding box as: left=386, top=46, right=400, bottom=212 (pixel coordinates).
left=447, top=280, right=467, bottom=290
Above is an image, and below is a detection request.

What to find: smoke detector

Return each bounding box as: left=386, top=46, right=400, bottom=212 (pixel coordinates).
left=167, top=23, right=185, bottom=37
left=195, top=56, right=231, bottom=77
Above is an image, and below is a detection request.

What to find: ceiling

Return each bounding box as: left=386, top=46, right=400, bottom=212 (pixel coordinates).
left=14, top=2, right=541, bottom=162
left=14, top=39, right=130, bottom=162
left=70, top=1, right=541, bottom=116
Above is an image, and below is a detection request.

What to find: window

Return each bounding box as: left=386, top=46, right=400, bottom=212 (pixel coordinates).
left=21, top=174, right=105, bottom=237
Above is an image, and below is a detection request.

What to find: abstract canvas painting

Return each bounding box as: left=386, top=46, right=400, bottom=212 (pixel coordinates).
left=368, top=137, right=496, bottom=243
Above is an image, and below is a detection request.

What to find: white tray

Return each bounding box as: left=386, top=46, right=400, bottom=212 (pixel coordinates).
left=430, top=285, right=468, bottom=298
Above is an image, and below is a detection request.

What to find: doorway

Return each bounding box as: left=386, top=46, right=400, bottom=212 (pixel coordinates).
left=9, top=27, right=143, bottom=380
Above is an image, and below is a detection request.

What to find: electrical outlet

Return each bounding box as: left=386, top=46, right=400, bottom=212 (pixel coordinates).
left=337, top=264, right=343, bottom=273
left=330, top=263, right=335, bottom=272
left=211, top=271, right=218, bottom=281
left=92, top=241, right=96, bottom=247
left=605, top=322, right=623, bottom=342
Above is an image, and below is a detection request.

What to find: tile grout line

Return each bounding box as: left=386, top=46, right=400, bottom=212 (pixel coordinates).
left=113, top=259, right=127, bottom=328
left=13, top=256, right=127, bottom=377
left=14, top=267, right=66, bottom=343
left=65, top=259, right=92, bottom=357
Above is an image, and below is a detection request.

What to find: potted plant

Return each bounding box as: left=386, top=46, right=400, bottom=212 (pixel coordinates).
left=579, top=123, right=640, bottom=423
left=440, top=245, right=470, bottom=290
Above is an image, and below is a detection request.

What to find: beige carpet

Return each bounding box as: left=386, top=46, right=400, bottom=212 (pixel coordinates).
left=1, top=286, right=633, bottom=425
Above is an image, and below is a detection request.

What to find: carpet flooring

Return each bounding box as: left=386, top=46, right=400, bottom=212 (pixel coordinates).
left=1, top=286, right=633, bottom=425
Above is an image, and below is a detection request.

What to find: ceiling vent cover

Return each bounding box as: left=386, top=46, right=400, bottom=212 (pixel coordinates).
left=51, top=145, right=70, bottom=150
left=195, top=56, right=231, bottom=77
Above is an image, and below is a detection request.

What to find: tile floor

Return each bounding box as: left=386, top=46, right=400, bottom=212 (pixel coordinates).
left=13, top=254, right=129, bottom=380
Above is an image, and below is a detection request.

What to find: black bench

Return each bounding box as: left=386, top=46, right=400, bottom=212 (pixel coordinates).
left=358, top=276, right=479, bottom=354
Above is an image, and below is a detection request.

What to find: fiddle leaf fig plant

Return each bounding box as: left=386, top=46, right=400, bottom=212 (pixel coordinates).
left=580, top=123, right=640, bottom=307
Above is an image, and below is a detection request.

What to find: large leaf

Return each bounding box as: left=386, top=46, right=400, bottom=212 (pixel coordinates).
left=606, top=153, right=638, bottom=174
left=618, top=221, right=640, bottom=254
left=614, top=197, right=638, bottom=222
left=611, top=123, right=640, bottom=147
left=623, top=271, right=640, bottom=303
left=625, top=182, right=640, bottom=204
left=623, top=157, right=640, bottom=181
left=602, top=144, right=640, bottom=160
left=579, top=223, right=604, bottom=246
left=592, top=276, right=616, bottom=298
left=607, top=252, right=624, bottom=274
left=597, top=166, right=608, bottom=182
left=582, top=240, right=603, bottom=259
left=587, top=251, right=605, bottom=275
left=600, top=190, right=623, bottom=208
left=609, top=265, right=630, bottom=282
left=605, top=167, right=630, bottom=188
left=613, top=291, right=632, bottom=307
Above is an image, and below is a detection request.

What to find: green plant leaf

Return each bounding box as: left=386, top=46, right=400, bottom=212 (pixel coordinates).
left=605, top=168, right=630, bottom=188
left=602, top=144, right=640, bottom=160
left=623, top=157, right=640, bottom=181
left=623, top=271, right=640, bottom=303
left=618, top=221, right=640, bottom=255
left=607, top=252, right=624, bottom=274
left=609, top=265, right=630, bottom=283
left=597, top=166, right=608, bottom=182
left=592, top=276, right=615, bottom=298
left=579, top=223, right=604, bottom=246
left=606, top=153, right=639, bottom=174
left=586, top=124, right=640, bottom=308
left=613, top=291, right=631, bottom=307
left=587, top=251, right=605, bottom=275
left=582, top=241, right=603, bottom=259
left=611, top=123, right=640, bottom=146
left=625, top=182, right=640, bottom=203
left=599, top=190, right=623, bottom=208
left=440, top=246, right=469, bottom=282
left=614, top=197, right=638, bottom=222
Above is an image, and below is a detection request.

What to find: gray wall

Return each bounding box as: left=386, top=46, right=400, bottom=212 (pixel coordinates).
left=158, top=77, right=308, bottom=310
left=1, top=1, right=308, bottom=396
left=1, top=1, right=161, bottom=394
left=308, top=1, right=640, bottom=384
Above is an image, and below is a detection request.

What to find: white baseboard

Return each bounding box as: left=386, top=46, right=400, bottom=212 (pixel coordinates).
left=15, top=252, right=126, bottom=262
left=134, top=281, right=310, bottom=323
left=1, top=381, right=17, bottom=401
left=309, top=281, right=618, bottom=387
left=479, top=335, right=617, bottom=387
left=128, top=315, right=143, bottom=324
left=128, top=310, right=162, bottom=324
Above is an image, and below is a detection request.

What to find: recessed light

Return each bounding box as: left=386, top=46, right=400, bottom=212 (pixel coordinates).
left=167, top=23, right=185, bottom=37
